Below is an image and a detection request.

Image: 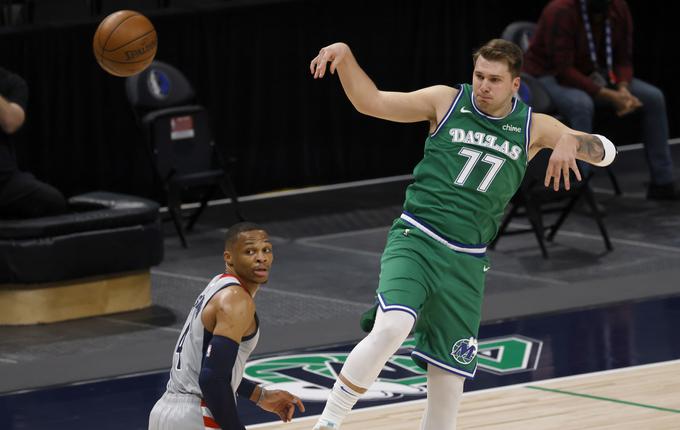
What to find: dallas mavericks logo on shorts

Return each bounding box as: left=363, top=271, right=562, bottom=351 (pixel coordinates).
left=451, top=337, right=478, bottom=365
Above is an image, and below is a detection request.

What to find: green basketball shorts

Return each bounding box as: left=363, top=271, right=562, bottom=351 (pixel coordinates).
left=361, top=216, right=490, bottom=378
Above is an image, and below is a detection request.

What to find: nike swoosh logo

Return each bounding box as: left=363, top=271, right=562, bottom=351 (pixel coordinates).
left=460, top=106, right=472, bottom=113
left=483, top=265, right=490, bottom=272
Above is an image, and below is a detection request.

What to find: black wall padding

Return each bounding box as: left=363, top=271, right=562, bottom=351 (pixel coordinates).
left=0, top=192, right=163, bottom=283
left=0, top=0, right=674, bottom=201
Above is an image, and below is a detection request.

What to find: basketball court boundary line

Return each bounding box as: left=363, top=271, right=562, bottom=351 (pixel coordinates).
left=162, top=138, right=680, bottom=212
left=248, top=358, right=680, bottom=428
left=151, top=269, right=369, bottom=308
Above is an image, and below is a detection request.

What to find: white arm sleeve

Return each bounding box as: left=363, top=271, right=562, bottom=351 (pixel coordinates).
left=591, top=134, right=617, bottom=167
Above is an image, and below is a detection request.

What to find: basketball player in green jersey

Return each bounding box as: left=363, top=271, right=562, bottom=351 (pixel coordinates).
left=308, top=39, right=616, bottom=430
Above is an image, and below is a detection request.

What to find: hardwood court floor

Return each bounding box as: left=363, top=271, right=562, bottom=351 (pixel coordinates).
left=251, top=360, right=680, bottom=429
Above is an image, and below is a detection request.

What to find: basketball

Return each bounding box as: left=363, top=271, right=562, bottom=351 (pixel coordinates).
left=93, top=10, right=157, bottom=77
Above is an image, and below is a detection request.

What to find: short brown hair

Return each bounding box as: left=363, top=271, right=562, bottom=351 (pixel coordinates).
left=472, top=39, right=523, bottom=78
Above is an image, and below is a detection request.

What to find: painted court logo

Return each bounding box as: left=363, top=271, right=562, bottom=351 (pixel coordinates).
left=451, top=337, right=478, bottom=364
left=243, top=335, right=542, bottom=404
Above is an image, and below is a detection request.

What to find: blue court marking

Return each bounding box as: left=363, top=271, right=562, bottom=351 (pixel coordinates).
left=1, top=295, right=679, bottom=429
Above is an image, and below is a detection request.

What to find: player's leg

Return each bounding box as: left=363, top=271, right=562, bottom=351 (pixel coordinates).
left=409, top=244, right=488, bottom=429
left=419, top=365, right=465, bottom=430
left=313, top=221, right=429, bottom=429
left=148, top=393, right=205, bottom=430
left=314, top=308, right=415, bottom=429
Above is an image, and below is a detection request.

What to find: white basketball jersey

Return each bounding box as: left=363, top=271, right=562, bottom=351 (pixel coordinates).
left=166, top=273, right=260, bottom=397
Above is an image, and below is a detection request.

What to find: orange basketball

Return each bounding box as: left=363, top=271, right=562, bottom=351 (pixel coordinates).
left=93, top=10, right=157, bottom=77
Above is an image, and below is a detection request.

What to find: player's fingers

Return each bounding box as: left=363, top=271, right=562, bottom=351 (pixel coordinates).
left=310, top=56, right=319, bottom=74
left=318, top=55, right=330, bottom=78
left=562, top=162, right=570, bottom=190
left=296, top=397, right=305, bottom=412
left=553, top=164, right=562, bottom=191
left=313, top=58, right=321, bottom=78
left=315, top=58, right=327, bottom=79
left=571, top=159, right=582, bottom=182
left=286, top=403, right=295, bottom=421
left=273, top=405, right=286, bottom=422
left=544, top=163, right=556, bottom=188
left=312, top=50, right=326, bottom=79
left=314, top=50, right=331, bottom=78
left=330, top=57, right=340, bottom=75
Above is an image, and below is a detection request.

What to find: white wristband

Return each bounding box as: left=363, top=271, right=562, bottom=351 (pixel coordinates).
left=592, top=134, right=617, bottom=167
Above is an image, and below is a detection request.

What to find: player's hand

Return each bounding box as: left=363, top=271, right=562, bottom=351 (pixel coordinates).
left=545, top=135, right=581, bottom=191
left=257, top=388, right=305, bottom=422
left=310, top=42, right=349, bottom=79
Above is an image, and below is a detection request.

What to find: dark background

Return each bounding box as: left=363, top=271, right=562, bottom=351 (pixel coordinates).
left=0, top=0, right=675, bottom=200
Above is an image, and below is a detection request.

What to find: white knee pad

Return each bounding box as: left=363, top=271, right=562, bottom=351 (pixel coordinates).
left=341, top=308, right=415, bottom=389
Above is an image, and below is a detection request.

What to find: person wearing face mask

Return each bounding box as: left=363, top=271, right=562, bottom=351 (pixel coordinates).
left=524, top=0, right=678, bottom=200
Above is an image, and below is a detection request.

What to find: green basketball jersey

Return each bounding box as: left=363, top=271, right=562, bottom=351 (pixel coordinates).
left=403, top=83, right=531, bottom=245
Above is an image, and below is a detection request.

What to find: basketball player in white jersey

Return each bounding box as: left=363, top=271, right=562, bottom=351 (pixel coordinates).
left=149, top=222, right=305, bottom=430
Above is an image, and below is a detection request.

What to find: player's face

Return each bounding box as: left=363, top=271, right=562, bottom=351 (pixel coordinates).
left=224, top=230, right=273, bottom=285
left=472, top=56, right=520, bottom=113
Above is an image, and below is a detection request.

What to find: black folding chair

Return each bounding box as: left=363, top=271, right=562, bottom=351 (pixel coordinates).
left=490, top=150, right=613, bottom=258
left=126, top=60, right=243, bottom=248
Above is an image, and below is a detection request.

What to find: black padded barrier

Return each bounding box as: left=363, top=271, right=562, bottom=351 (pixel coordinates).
left=0, top=192, right=164, bottom=283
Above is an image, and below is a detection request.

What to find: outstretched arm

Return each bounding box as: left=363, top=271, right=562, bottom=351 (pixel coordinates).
left=529, top=113, right=616, bottom=191
left=310, top=42, right=455, bottom=127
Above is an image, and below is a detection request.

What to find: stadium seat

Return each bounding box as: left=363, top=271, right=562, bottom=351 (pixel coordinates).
left=126, top=60, right=244, bottom=248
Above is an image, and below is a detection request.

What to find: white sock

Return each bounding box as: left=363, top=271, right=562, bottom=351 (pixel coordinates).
left=419, top=365, right=465, bottom=430
left=314, top=309, right=414, bottom=429
left=313, top=379, right=362, bottom=429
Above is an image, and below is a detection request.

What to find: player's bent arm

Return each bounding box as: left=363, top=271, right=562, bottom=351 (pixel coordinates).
left=198, top=289, right=254, bottom=430
left=529, top=113, right=616, bottom=166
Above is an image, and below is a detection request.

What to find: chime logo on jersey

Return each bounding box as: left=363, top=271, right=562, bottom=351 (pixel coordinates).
left=502, top=123, right=522, bottom=133
left=243, top=335, right=542, bottom=402
left=451, top=337, right=478, bottom=365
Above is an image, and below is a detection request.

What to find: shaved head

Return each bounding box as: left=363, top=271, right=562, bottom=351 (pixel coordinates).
left=224, top=222, right=266, bottom=250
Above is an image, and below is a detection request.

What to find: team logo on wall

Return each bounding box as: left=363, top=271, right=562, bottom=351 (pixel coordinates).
left=451, top=337, right=478, bottom=365
left=243, top=335, right=542, bottom=403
